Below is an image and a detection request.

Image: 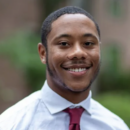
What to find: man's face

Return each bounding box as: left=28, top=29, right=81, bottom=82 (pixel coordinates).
left=41, top=14, right=100, bottom=93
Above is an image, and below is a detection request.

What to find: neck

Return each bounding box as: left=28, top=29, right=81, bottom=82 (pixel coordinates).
left=58, top=88, right=90, bottom=104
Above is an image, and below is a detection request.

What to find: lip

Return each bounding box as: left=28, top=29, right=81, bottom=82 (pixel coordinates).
left=68, top=68, right=88, bottom=76
left=61, top=64, right=92, bottom=69
left=61, top=64, right=92, bottom=77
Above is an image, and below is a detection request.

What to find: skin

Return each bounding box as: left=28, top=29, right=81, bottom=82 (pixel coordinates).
left=38, top=14, right=101, bottom=103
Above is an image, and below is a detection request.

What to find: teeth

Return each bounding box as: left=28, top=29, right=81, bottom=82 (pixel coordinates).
left=69, top=68, right=86, bottom=72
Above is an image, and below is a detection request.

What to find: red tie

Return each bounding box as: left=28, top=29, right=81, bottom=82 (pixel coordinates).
left=64, top=107, right=84, bottom=130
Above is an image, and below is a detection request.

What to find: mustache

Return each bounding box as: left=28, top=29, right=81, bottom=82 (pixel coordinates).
left=62, top=60, right=92, bottom=67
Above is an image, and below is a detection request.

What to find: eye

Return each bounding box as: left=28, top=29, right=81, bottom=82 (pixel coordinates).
left=84, top=42, right=94, bottom=46
left=60, top=42, right=69, bottom=46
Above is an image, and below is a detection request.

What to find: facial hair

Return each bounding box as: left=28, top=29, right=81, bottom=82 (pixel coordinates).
left=46, top=52, right=101, bottom=93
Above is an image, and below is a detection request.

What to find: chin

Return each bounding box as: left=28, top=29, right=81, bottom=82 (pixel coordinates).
left=67, top=85, right=90, bottom=93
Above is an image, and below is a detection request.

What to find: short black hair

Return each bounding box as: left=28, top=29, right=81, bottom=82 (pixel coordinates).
left=41, top=6, right=100, bottom=49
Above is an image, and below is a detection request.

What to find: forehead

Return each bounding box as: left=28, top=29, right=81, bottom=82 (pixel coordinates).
left=54, top=13, right=94, bottom=25
left=48, top=14, right=99, bottom=40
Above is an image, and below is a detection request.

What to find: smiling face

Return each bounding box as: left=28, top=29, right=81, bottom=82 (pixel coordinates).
left=38, top=14, right=100, bottom=101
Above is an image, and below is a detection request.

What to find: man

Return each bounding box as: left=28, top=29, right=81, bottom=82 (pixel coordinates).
left=0, top=6, right=129, bottom=130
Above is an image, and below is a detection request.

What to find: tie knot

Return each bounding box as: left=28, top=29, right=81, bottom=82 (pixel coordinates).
left=64, top=107, right=84, bottom=125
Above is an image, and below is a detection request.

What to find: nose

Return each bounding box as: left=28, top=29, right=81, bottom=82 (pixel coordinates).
left=67, top=44, right=87, bottom=60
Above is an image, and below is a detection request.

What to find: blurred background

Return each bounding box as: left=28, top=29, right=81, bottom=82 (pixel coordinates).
left=0, top=0, right=130, bottom=127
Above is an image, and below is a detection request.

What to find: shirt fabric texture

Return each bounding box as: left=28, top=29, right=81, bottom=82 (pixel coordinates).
left=0, top=81, right=129, bottom=130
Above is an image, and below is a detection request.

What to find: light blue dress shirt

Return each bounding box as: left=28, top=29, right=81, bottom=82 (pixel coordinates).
left=0, top=81, right=129, bottom=130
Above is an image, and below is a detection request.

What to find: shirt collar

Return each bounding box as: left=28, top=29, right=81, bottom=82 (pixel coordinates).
left=41, top=80, right=92, bottom=115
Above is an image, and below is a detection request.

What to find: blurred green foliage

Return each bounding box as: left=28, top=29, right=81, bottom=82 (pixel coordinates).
left=95, top=92, right=130, bottom=127
left=108, top=0, right=123, bottom=17
left=98, top=44, right=130, bottom=92
left=97, top=44, right=130, bottom=127
left=0, top=32, right=46, bottom=92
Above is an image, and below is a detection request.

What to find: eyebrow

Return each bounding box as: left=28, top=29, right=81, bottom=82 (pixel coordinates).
left=83, top=33, right=99, bottom=42
left=55, top=34, right=71, bottom=40
left=55, top=33, right=99, bottom=42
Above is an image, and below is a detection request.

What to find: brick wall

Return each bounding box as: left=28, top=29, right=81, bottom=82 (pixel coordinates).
left=93, top=0, right=130, bottom=69
left=0, top=0, right=42, bottom=113
left=0, top=0, right=41, bottom=38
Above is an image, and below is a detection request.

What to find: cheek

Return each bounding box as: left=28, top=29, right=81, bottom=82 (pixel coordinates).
left=91, top=49, right=100, bottom=63
left=48, top=48, right=65, bottom=68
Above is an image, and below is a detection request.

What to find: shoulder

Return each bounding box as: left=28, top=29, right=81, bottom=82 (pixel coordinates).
left=0, top=91, right=42, bottom=130
left=91, top=99, right=129, bottom=130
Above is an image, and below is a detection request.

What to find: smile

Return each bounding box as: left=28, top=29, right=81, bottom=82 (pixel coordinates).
left=63, top=66, right=91, bottom=76
left=68, top=68, right=86, bottom=72
left=61, top=63, right=92, bottom=76
left=62, top=65, right=91, bottom=74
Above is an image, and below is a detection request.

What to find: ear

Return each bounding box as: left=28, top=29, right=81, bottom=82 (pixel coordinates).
left=38, top=43, right=46, bottom=64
